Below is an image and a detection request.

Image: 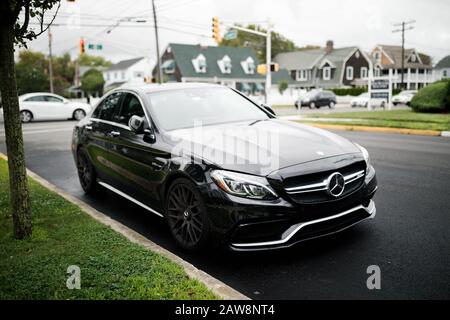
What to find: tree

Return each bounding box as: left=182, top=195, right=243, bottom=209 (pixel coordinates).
left=81, top=69, right=104, bottom=97
left=15, top=51, right=49, bottom=95
left=0, top=0, right=61, bottom=239
left=278, top=80, right=288, bottom=95
left=78, top=54, right=112, bottom=68
left=220, top=24, right=318, bottom=62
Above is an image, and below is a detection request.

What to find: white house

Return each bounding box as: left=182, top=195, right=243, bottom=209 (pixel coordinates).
left=103, top=57, right=153, bottom=91
left=433, top=55, right=450, bottom=81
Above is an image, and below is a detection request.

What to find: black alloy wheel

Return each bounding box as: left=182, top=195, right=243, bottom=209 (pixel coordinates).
left=77, top=149, right=98, bottom=194
left=166, top=178, right=210, bottom=250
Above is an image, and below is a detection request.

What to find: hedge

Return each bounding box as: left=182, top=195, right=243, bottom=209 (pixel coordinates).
left=330, top=88, right=402, bottom=96
left=410, top=80, right=450, bottom=113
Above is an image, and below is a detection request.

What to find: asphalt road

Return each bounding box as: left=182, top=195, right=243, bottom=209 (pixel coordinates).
left=1, top=120, right=449, bottom=299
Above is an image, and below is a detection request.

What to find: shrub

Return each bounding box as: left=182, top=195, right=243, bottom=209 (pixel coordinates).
left=278, top=80, right=288, bottom=94
left=331, top=87, right=402, bottom=97
left=410, top=80, right=450, bottom=113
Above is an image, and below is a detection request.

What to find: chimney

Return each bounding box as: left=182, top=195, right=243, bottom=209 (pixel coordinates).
left=325, top=40, right=334, bottom=54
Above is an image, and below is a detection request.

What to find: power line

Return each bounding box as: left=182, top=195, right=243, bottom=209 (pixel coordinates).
left=392, top=20, right=416, bottom=89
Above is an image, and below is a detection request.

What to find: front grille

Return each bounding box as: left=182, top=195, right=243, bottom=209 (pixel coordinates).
left=282, top=161, right=366, bottom=204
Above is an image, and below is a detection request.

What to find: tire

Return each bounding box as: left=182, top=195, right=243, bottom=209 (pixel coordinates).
left=393, top=102, right=398, bottom=106
left=329, top=101, right=335, bottom=109
left=76, top=148, right=98, bottom=194
left=310, top=102, right=315, bottom=109
left=73, top=109, right=86, bottom=121
left=20, top=110, right=33, bottom=123
left=294, top=102, right=298, bottom=109
left=364, top=102, right=368, bottom=108
left=165, top=178, right=211, bottom=251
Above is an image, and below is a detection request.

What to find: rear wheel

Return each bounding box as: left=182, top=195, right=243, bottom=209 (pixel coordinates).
left=76, top=149, right=98, bottom=194
left=73, top=109, right=86, bottom=121
left=310, top=102, right=316, bottom=109
left=165, top=178, right=211, bottom=251
left=20, top=110, right=33, bottom=123
left=329, top=101, right=335, bottom=109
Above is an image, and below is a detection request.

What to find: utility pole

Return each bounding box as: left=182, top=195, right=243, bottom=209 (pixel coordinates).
left=393, top=20, right=415, bottom=89
left=265, top=19, right=271, bottom=106
left=48, top=26, right=54, bottom=93
left=152, top=0, right=162, bottom=84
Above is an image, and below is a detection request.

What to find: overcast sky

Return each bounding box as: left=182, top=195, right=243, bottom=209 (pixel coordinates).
left=22, top=0, right=450, bottom=65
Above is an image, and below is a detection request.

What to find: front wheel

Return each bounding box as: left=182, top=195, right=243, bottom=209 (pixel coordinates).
left=73, top=109, right=86, bottom=121
left=165, top=178, right=211, bottom=251
left=310, top=102, right=316, bottom=109
left=20, top=110, right=33, bottom=123
left=329, top=101, right=335, bottom=109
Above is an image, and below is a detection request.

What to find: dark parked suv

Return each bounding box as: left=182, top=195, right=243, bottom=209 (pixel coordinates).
left=295, top=90, right=337, bottom=109
left=72, top=83, right=377, bottom=251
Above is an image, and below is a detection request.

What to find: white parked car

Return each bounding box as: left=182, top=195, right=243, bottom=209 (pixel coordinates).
left=18, top=93, right=92, bottom=123
left=350, top=92, right=385, bottom=108
left=392, top=90, right=417, bottom=106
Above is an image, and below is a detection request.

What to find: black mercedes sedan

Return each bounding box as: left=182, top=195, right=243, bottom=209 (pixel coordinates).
left=71, top=83, right=377, bottom=251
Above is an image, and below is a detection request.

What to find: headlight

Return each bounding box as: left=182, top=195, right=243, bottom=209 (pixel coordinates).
left=210, top=170, right=278, bottom=200
left=355, top=143, right=371, bottom=169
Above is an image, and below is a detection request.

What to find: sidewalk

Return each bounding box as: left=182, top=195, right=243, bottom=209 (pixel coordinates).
left=281, top=115, right=449, bottom=137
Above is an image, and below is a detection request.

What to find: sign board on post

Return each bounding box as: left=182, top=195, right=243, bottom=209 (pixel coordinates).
left=368, top=74, right=392, bottom=110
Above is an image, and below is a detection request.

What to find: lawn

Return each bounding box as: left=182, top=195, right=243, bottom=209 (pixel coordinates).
left=0, top=159, right=217, bottom=300
left=302, top=109, right=450, bottom=131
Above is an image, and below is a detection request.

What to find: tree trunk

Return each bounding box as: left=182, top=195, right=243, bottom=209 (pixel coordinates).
left=0, top=22, right=32, bottom=239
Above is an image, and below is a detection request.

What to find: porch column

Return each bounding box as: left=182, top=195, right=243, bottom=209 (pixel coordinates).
left=407, top=68, right=411, bottom=90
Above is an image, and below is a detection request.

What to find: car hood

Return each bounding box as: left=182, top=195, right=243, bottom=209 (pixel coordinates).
left=164, top=119, right=360, bottom=176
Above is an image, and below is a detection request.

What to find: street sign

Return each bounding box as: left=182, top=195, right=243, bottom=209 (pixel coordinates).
left=371, top=92, right=389, bottom=100
left=87, top=43, right=103, bottom=50
left=224, top=30, right=238, bottom=40
left=368, top=69, right=393, bottom=110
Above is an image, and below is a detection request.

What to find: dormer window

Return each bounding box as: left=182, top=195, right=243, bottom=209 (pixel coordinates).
left=241, top=56, right=255, bottom=74
left=218, top=55, right=232, bottom=74
left=192, top=54, right=207, bottom=73
left=374, top=51, right=381, bottom=62
left=161, top=59, right=175, bottom=74
left=323, top=66, right=331, bottom=80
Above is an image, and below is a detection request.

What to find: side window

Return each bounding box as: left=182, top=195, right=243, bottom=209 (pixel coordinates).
left=25, top=96, right=45, bottom=102
left=44, top=96, right=63, bottom=102
left=117, top=93, right=145, bottom=126
left=93, top=92, right=122, bottom=121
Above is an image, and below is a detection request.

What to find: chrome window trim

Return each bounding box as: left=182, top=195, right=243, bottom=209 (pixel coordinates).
left=285, top=170, right=365, bottom=194
left=90, top=89, right=154, bottom=133
left=231, top=200, right=376, bottom=248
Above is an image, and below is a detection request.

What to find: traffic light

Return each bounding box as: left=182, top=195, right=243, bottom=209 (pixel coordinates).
left=79, top=38, right=85, bottom=55
left=212, top=17, right=221, bottom=44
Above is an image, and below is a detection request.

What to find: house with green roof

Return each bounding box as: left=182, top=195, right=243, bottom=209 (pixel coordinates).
left=154, top=43, right=295, bottom=95
left=434, top=55, right=450, bottom=80
left=274, top=41, right=372, bottom=89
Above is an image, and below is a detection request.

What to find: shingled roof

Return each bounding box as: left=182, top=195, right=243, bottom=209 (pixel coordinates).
left=107, top=57, right=144, bottom=71
left=435, top=55, right=450, bottom=69
left=168, top=43, right=262, bottom=80
left=376, top=45, right=432, bottom=69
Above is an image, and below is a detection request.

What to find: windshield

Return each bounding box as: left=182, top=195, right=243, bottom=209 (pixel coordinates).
left=147, top=87, right=269, bottom=131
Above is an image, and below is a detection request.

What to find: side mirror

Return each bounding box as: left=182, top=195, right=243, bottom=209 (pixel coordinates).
left=129, top=115, right=145, bottom=134
left=143, top=128, right=156, bottom=144
left=260, top=103, right=276, bottom=117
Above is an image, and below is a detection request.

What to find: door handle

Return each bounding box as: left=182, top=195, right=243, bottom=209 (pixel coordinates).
left=85, top=125, right=92, bottom=131
left=109, top=131, right=120, bottom=137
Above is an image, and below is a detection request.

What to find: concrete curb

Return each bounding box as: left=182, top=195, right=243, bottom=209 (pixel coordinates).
left=0, top=152, right=249, bottom=300
left=292, top=121, right=443, bottom=137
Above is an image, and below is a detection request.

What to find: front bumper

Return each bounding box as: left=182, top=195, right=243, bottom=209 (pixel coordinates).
left=201, top=169, right=378, bottom=251
left=229, top=199, right=376, bottom=251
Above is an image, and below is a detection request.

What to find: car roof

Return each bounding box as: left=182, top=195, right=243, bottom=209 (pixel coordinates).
left=20, top=92, right=63, bottom=99
left=117, top=82, right=225, bottom=95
